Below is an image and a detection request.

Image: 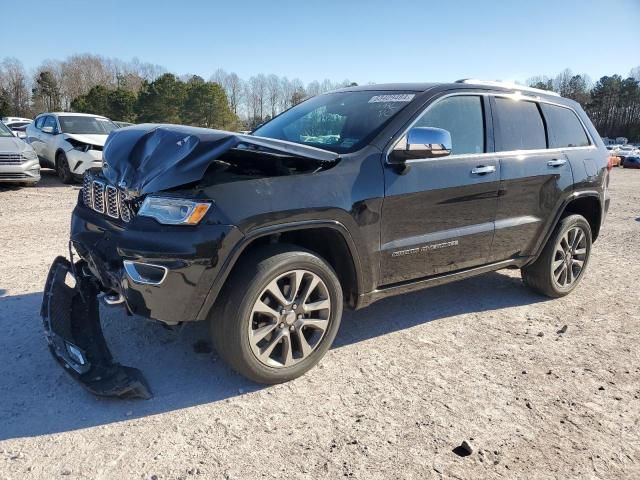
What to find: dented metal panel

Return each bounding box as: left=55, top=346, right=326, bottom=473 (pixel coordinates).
left=102, top=124, right=339, bottom=197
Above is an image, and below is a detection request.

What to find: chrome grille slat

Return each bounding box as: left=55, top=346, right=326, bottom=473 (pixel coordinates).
left=81, top=175, right=132, bottom=223
left=119, top=191, right=132, bottom=223
left=82, top=175, right=93, bottom=207
left=105, top=185, right=119, bottom=218
left=92, top=180, right=105, bottom=213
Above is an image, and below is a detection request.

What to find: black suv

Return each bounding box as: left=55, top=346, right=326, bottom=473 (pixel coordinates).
left=46, top=80, right=610, bottom=391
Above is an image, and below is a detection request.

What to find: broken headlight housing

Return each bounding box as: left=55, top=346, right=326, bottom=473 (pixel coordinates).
left=66, top=138, right=93, bottom=152
left=138, top=197, right=211, bottom=225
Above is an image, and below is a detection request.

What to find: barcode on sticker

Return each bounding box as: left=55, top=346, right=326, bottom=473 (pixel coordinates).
left=368, top=94, right=415, bottom=103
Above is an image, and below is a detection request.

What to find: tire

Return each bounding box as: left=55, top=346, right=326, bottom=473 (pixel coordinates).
left=210, top=244, right=343, bottom=384
left=522, top=214, right=592, bottom=298
left=56, top=152, right=74, bottom=184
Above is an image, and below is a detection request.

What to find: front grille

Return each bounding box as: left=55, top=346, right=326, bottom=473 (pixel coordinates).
left=81, top=174, right=133, bottom=223
left=0, top=153, right=23, bottom=165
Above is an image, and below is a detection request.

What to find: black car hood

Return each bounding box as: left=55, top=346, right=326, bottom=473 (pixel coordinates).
left=102, top=124, right=340, bottom=197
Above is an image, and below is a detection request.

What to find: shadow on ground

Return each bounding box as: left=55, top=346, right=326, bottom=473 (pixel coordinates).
left=0, top=169, right=78, bottom=192
left=0, top=270, right=544, bottom=440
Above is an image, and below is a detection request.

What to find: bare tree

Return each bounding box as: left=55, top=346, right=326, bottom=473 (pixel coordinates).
left=306, top=80, right=320, bottom=97
left=225, top=72, right=243, bottom=115
left=266, top=74, right=281, bottom=118
left=0, top=58, right=31, bottom=116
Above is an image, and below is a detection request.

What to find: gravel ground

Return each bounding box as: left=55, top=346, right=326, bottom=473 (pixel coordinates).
left=1, top=168, right=639, bottom=480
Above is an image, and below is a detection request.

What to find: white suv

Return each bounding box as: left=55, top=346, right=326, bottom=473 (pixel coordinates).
left=26, top=113, right=117, bottom=183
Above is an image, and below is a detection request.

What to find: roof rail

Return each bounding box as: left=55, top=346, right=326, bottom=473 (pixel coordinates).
left=455, top=79, right=561, bottom=97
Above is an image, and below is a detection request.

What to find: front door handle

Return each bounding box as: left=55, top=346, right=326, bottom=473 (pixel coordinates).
left=547, top=159, right=567, bottom=167
left=471, top=165, right=496, bottom=175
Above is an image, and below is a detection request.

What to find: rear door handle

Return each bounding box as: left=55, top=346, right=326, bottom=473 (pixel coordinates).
left=547, top=159, right=567, bottom=167
left=471, top=165, right=496, bottom=175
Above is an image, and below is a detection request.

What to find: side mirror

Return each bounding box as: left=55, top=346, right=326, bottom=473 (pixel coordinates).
left=42, top=126, right=54, bottom=134
left=390, top=127, right=452, bottom=163
left=15, top=131, right=26, bottom=139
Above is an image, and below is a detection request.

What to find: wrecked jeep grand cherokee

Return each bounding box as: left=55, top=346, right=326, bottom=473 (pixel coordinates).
left=42, top=80, right=610, bottom=397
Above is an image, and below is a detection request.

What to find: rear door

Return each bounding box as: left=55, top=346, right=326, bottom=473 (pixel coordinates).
left=488, top=95, right=574, bottom=262
left=380, top=93, right=500, bottom=285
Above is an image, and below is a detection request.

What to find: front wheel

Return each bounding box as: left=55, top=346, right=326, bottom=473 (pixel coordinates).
left=522, top=214, right=592, bottom=298
left=210, top=245, right=343, bottom=384
left=56, top=152, right=74, bottom=184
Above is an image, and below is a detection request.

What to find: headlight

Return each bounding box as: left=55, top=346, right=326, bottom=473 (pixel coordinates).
left=21, top=149, right=38, bottom=160
left=138, top=197, right=211, bottom=225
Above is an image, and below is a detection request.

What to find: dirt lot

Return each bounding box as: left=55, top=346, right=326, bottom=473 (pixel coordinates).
left=0, top=168, right=639, bottom=480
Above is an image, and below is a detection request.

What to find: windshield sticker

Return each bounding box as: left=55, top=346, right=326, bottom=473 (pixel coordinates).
left=368, top=94, right=415, bottom=103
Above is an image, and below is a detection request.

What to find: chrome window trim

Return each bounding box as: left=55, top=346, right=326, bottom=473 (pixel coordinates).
left=385, top=91, right=596, bottom=165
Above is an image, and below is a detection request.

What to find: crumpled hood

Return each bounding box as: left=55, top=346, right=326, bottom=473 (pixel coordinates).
left=102, top=124, right=339, bottom=197
left=0, top=135, right=32, bottom=153
left=64, top=133, right=109, bottom=146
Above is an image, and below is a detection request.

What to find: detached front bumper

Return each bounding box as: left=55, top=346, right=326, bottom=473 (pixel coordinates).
left=70, top=202, right=243, bottom=324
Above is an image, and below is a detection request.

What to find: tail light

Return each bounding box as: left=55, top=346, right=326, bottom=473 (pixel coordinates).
left=607, top=156, right=616, bottom=171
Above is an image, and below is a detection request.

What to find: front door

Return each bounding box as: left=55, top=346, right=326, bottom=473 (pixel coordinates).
left=380, top=94, right=500, bottom=285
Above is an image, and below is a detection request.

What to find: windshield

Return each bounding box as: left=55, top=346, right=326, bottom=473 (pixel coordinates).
left=0, top=122, right=14, bottom=137
left=252, top=91, right=417, bottom=153
left=58, top=116, right=117, bottom=135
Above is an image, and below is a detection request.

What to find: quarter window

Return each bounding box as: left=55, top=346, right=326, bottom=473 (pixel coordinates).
left=540, top=103, right=590, bottom=148
left=494, top=98, right=546, bottom=151
left=413, top=96, right=485, bottom=155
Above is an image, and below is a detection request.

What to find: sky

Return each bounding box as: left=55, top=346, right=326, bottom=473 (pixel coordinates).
left=4, top=0, right=639, bottom=84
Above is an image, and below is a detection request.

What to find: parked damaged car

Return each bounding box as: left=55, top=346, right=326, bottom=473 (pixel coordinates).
left=42, top=81, right=610, bottom=398
left=26, top=112, right=118, bottom=183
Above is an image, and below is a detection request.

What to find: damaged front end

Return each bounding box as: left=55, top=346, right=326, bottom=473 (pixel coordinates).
left=43, top=124, right=341, bottom=399
left=41, top=256, right=152, bottom=399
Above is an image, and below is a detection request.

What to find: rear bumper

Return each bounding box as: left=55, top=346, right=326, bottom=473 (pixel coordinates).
left=70, top=202, right=243, bottom=323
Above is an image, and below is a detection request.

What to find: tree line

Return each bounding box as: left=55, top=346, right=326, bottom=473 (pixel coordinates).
left=0, top=55, right=356, bottom=130
left=1, top=54, right=638, bottom=139
left=527, top=67, right=640, bottom=141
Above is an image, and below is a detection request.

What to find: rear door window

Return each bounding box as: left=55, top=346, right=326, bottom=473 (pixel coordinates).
left=413, top=95, right=485, bottom=155
left=494, top=97, right=546, bottom=151
left=540, top=103, right=590, bottom=148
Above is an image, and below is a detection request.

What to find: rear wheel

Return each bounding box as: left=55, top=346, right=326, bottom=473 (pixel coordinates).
left=56, top=152, right=73, bottom=184
left=210, top=245, right=343, bottom=384
left=522, top=214, right=592, bottom=297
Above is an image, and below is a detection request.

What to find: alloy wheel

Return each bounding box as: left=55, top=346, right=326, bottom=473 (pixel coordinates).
left=552, top=226, right=588, bottom=289
left=248, top=269, right=331, bottom=368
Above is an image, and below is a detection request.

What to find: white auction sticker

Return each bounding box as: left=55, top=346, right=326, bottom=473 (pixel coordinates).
left=368, top=94, right=415, bottom=103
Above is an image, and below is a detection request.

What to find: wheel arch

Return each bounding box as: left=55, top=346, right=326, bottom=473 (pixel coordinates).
left=199, top=221, right=363, bottom=319
left=561, top=194, right=602, bottom=241
left=528, top=191, right=602, bottom=266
